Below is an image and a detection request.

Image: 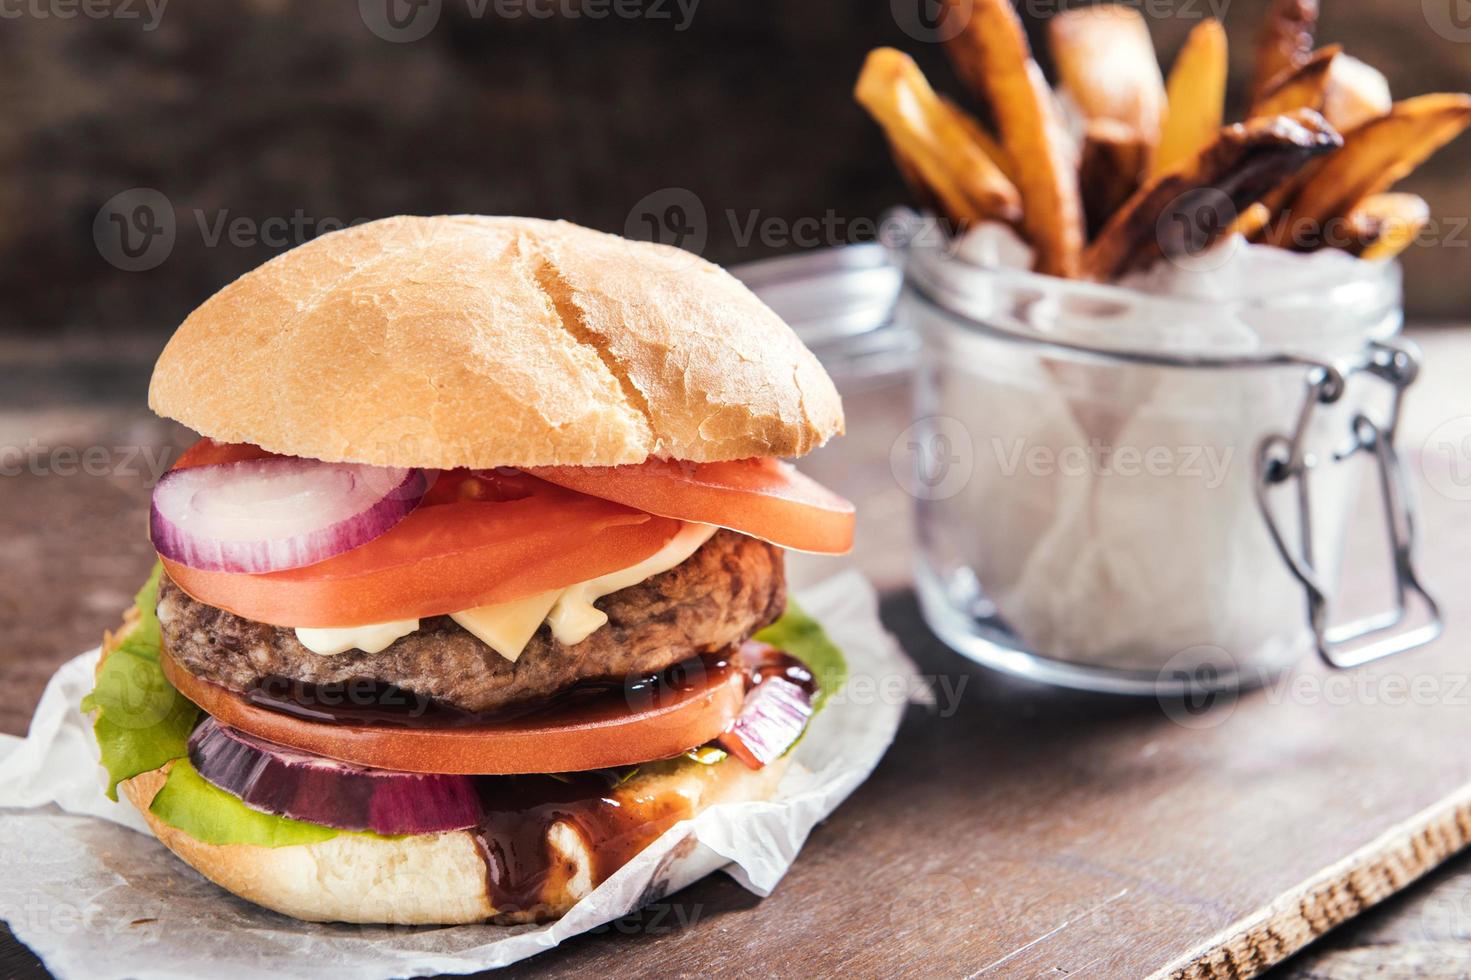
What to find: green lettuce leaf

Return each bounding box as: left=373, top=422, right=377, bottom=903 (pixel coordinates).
left=148, top=759, right=340, bottom=847
left=84, top=565, right=347, bottom=848
left=83, top=564, right=200, bottom=800
left=755, top=599, right=848, bottom=715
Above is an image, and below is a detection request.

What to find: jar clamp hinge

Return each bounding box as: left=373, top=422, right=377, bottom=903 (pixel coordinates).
left=1254, top=339, right=1443, bottom=669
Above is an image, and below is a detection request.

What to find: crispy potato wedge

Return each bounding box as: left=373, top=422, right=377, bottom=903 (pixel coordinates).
left=943, top=0, right=1085, bottom=276
left=1228, top=202, right=1273, bottom=241
left=1265, top=93, right=1471, bottom=249
left=1322, top=54, right=1392, bottom=131
left=854, top=48, right=1022, bottom=228
left=940, top=96, right=1018, bottom=184
left=1253, top=0, right=1319, bottom=100
left=1083, top=110, right=1343, bottom=281
left=1342, top=193, right=1430, bottom=259
left=1049, top=5, right=1165, bottom=144
left=1247, top=175, right=1313, bottom=241
left=1254, top=47, right=1391, bottom=133
left=885, top=139, right=945, bottom=219
left=1080, top=119, right=1150, bottom=237
left=1155, top=19, right=1228, bottom=176
left=1251, top=45, right=1340, bottom=119
left=1241, top=47, right=1343, bottom=228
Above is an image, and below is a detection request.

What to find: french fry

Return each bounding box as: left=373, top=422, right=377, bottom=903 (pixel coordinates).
left=1155, top=19, right=1228, bottom=176
left=1240, top=47, right=1340, bottom=237
left=1321, top=54, right=1392, bottom=131
left=1083, top=110, right=1343, bottom=281
left=1251, top=45, right=1340, bottom=119
left=1246, top=181, right=1300, bottom=241
left=1265, top=93, right=1471, bottom=250
left=854, top=48, right=1022, bottom=228
left=1342, top=193, right=1430, bottom=259
left=1253, top=47, right=1392, bottom=132
left=885, top=139, right=945, bottom=219
left=1252, top=0, right=1319, bottom=101
left=1049, top=5, right=1163, bottom=233
left=1080, top=119, right=1150, bottom=237
left=1049, top=5, right=1166, bottom=145
left=1246, top=53, right=1391, bottom=237
left=878, top=93, right=1011, bottom=217
left=942, top=0, right=1085, bottom=277
left=940, top=96, right=1018, bottom=184
left=1228, top=202, right=1273, bottom=240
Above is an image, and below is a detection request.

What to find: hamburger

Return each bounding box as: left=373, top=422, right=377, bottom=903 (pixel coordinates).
left=84, top=215, right=855, bottom=925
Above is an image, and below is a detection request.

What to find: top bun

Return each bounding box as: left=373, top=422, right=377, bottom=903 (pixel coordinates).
left=149, top=216, right=844, bottom=468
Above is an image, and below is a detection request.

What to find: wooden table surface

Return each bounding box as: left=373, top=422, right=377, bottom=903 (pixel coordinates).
left=4, top=328, right=1471, bottom=977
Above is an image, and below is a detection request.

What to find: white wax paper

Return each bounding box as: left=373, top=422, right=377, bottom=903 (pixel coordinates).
left=0, top=571, right=914, bottom=979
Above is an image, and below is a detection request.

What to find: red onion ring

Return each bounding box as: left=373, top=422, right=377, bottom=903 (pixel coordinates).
left=150, top=457, right=427, bottom=573
left=717, top=676, right=814, bottom=769
left=188, top=717, right=481, bottom=835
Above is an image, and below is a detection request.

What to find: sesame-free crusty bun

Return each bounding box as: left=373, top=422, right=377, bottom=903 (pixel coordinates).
left=148, top=215, right=844, bottom=469
left=98, top=611, right=790, bottom=925
left=120, top=754, right=789, bottom=925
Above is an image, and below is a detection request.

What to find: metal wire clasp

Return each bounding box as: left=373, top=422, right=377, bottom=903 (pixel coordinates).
left=1254, top=339, right=1443, bottom=670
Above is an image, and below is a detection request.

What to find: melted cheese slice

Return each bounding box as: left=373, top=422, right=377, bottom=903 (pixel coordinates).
left=449, top=590, right=561, bottom=663
left=294, top=618, right=419, bottom=656
left=293, top=523, right=718, bottom=661
left=545, top=522, right=716, bottom=646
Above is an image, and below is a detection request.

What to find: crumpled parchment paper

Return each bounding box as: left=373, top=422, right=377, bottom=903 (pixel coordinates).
left=0, top=571, right=915, bottom=979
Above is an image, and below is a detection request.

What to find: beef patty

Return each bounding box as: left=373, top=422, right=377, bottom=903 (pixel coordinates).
left=156, top=530, right=785, bottom=714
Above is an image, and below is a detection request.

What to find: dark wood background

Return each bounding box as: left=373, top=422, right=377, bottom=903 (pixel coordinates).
left=1, top=0, right=1468, bottom=339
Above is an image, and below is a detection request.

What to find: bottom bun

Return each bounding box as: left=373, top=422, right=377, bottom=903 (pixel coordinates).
left=121, top=753, right=789, bottom=925
left=102, top=606, right=792, bottom=925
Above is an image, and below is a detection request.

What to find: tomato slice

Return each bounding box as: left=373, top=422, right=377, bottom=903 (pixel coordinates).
left=172, top=438, right=277, bottom=469
left=160, top=649, right=747, bottom=775
left=525, top=458, right=855, bottom=555
left=161, top=442, right=681, bottom=627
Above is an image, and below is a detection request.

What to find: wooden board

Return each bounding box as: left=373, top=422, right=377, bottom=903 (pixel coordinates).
left=4, top=330, right=1471, bottom=977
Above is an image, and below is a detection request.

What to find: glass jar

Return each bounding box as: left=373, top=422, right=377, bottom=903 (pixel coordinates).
left=900, top=239, right=1441, bottom=695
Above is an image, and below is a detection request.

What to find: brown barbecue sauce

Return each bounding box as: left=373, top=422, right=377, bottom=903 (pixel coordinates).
left=242, top=650, right=738, bottom=729
left=240, top=643, right=815, bottom=917
left=469, top=770, right=692, bottom=918
left=465, top=642, right=816, bottom=917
